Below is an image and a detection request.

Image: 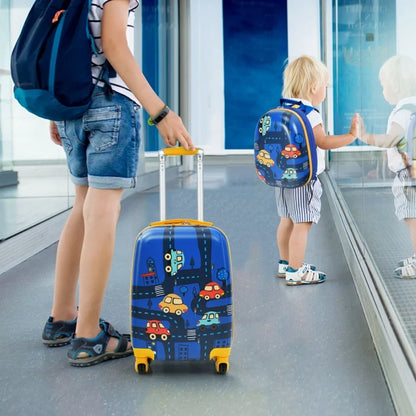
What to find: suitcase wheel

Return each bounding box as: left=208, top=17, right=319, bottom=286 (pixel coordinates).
left=216, top=362, right=228, bottom=375
left=210, top=347, right=231, bottom=375
left=135, top=358, right=151, bottom=374
left=136, top=361, right=149, bottom=374
left=134, top=348, right=155, bottom=375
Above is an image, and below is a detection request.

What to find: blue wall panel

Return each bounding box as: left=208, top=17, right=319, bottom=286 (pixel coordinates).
left=223, top=0, right=288, bottom=149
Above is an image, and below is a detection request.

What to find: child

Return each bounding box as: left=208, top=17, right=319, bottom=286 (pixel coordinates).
left=359, top=55, right=416, bottom=279
left=276, top=55, right=359, bottom=285
left=42, top=0, right=194, bottom=366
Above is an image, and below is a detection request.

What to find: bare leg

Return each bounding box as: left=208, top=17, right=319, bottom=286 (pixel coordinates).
left=50, top=185, right=88, bottom=321
left=277, top=217, right=294, bottom=261
left=405, top=218, right=416, bottom=254
left=75, top=187, right=123, bottom=346
left=288, top=222, right=312, bottom=270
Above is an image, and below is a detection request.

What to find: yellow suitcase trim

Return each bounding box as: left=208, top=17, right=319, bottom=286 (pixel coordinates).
left=162, top=147, right=200, bottom=156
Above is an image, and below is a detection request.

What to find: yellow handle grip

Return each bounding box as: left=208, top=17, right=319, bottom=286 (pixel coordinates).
left=150, top=219, right=213, bottom=227
left=162, top=147, right=199, bottom=156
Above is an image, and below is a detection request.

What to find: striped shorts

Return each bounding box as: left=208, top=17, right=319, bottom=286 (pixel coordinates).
left=392, top=169, right=416, bottom=220
left=275, top=178, right=323, bottom=223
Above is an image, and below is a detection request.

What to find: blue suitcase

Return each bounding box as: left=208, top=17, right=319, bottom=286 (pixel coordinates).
left=130, top=148, right=233, bottom=374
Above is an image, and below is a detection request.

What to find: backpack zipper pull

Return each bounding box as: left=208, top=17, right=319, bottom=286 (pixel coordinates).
left=52, top=10, right=65, bottom=24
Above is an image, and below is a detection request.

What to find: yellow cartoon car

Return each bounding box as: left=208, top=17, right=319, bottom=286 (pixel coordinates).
left=158, top=293, right=188, bottom=315
left=256, top=150, right=275, bottom=167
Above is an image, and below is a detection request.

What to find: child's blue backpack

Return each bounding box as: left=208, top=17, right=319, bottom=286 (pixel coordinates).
left=11, top=0, right=109, bottom=121
left=254, top=98, right=318, bottom=188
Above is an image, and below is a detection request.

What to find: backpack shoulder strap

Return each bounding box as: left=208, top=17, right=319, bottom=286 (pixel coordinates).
left=279, top=98, right=318, bottom=116
left=394, top=102, right=416, bottom=158
left=405, top=112, right=416, bottom=160
left=397, top=103, right=416, bottom=113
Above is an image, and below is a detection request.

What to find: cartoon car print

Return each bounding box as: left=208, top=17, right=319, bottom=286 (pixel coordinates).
left=256, top=150, right=275, bottom=168
left=259, top=115, right=271, bottom=136
left=281, top=144, right=301, bottom=159
left=199, top=282, right=224, bottom=301
left=197, top=311, right=220, bottom=331
left=146, top=320, right=171, bottom=341
left=282, top=168, right=297, bottom=180
left=158, top=293, right=188, bottom=315
left=164, top=249, right=185, bottom=275
left=256, top=170, right=266, bottom=183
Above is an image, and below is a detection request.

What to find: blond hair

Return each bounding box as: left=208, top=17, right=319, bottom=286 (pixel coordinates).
left=379, top=55, right=416, bottom=98
left=282, top=55, right=329, bottom=101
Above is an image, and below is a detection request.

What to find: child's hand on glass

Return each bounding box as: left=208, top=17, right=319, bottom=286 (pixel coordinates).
left=349, top=113, right=361, bottom=141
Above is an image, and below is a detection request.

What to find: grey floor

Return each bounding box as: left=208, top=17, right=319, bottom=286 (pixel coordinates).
left=0, top=161, right=395, bottom=416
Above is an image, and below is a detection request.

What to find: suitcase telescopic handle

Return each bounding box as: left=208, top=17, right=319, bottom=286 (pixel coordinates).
left=159, top=147, right=204, bottom=222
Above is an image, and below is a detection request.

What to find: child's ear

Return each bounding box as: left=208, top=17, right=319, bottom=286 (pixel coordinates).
left=311, top=84, right=317, bottom=94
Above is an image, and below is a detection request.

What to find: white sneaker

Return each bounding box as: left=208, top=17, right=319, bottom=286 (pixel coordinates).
left=285, top=264, right=326, bottom=286
left=397, top=254, right=416, bottom=268
left=278, top=262, right=319, bottom=279
left=394, top=264, right=416, bottom=279
left=277, top=261, right=288, bottom=278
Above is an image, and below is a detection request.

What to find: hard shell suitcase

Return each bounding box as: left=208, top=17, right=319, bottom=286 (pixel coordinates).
left=130, top=148, right=233, bottom=374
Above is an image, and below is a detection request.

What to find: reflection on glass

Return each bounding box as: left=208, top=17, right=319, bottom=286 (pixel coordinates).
left=360, top=54, right=416, bottom=281
left=333, top=0, right=395, bottom=140
left=331, top=0, right=416, bottom=367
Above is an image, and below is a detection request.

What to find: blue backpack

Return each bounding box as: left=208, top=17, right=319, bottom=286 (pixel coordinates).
left=254, top=98, right=318, bottom=188
left=11, top=0, right=111, bottom=121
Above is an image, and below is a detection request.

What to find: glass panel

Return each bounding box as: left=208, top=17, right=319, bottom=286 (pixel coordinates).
left=0, top=0, right=12, bottom=173
left=332, top=0, right=395, bottom=140
left=0, top=1, right=180, bottom=241
left=330, top=0, right=416, bottom=365
left=142, top=0, right=179, bottom=153
left=0, top=0, right=72, bottom=241
left=141, top=0, right=180, bottom=170
left=0, top=0, right=180, bottom=241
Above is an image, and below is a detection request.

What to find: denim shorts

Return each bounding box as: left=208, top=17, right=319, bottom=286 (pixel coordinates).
left=56, top=88, right=141, bottom=189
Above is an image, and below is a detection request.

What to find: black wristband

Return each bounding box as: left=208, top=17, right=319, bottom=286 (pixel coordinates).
left=148, top=105, right=170, bottom=126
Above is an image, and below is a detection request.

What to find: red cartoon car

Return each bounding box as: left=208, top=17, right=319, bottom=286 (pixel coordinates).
left=281, top=144, right=301, bottom=159
left=146, top=320, right=171, bottom=341
left=199, top=282, right=224, bottom=301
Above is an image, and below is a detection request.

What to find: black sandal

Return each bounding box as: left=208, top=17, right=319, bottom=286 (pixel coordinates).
left=67, top=321, right=132, bottom=367
left=42, top=316, right=77, bottom=347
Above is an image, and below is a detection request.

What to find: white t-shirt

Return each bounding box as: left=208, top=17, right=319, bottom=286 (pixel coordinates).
left=386, top=96, right=416, bottom=172
left=387, top=96, right=416, bottom=133
left=89, top=0, right=140, bottom=104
